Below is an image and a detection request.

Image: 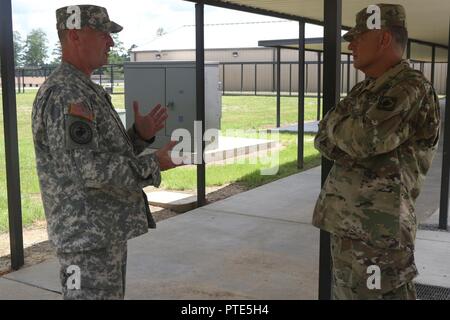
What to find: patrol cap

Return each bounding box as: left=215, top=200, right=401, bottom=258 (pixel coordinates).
left=343, top=3, right=406, bottom=42
left=56, top=5, right=123, bottom=33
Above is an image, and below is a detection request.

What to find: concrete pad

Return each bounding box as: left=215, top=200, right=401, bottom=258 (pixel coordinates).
left=417, top=229, right=450, bottom=243
left=415, top=101, right=446, bottom=222
left=421, top=208, right=450, bottom=229
left=145, top=136, right=279, bottom=165
left=2, top=140, right=448, bottom=299
left=415, top=230, right=450, bottom=288
left=146, top=191, right=197, bottom=213
left=205, top=166, right=321, bottom=224
left=273, top=121, right=319, bottom=134
left=125, top=209, right=319, bottom=300
left=202, top=136, right=279, bottom=165
left=3, top=208, right=319, bottom=300
left=0, top=278, right=60, bottom=300
left=415, top=144, right=443, bottom=223
left=3, top=258, right=61, bottom=294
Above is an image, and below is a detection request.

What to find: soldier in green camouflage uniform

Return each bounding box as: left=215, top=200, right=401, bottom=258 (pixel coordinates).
left=312, top=4, right=440, bottom=300
left=32, top=5, right=177, bottom=300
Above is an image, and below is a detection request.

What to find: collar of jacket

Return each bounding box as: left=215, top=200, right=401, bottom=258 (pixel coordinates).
left=363, top=59, right=410, bottom=94
left=60, top=61, right=106, bottom=97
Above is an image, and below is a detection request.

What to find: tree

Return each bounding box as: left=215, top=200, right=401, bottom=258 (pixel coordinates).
left=108, top=33, right=127, bottom=64
left=13, top=31, right=24, bottom=67
left=23, top=29, right=48, bottom=67
left=156, top=27, right=167, bottom=37
left=127, top=44, right=138, bottom=62
left=50, top=42, right=62, bottom=65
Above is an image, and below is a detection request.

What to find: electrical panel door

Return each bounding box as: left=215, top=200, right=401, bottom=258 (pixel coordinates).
left=124, top=67, right=165, bottom=129
left=124, top=62, right=221, bottom=153
left=165, top=67, right=197, bottom=137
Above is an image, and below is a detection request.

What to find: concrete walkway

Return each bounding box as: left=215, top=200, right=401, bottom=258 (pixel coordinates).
left=0, top=101, right=448, bottom=300
left=0, top=167, right=322, bottom=300
left=1, top=161, right=449, bottom=299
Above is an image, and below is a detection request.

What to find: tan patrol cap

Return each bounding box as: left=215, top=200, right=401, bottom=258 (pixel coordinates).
left=56, top=5, right=123, bottom=33
left=343, top=3, right=407, bottom=42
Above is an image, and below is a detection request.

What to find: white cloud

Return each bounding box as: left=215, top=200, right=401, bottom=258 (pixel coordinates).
left=11, top=0, right=194, bottom=58
left=11, top=0, right=324, bottom=62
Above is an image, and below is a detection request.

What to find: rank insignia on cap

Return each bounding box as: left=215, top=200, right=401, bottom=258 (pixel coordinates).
left=377, top=96, right=397, bottom=111
left=68, top=102, right=94, bottom=122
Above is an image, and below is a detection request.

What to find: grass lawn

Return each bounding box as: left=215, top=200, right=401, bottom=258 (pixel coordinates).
left=161, top=132, right=320, bottom=190
left=0, top=90, right=320, bottom=233
left=221, top=95, right=319, bottom=130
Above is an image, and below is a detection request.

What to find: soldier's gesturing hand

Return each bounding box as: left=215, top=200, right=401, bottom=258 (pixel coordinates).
left=155, top=141, right=180, bottom=171
left=133, top=101, right=168, bottom=141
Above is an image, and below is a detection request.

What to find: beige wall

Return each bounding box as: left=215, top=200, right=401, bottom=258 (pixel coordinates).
left=134, top=47, right=278, bottom=63
left=132, top=47, right=448, bottom=94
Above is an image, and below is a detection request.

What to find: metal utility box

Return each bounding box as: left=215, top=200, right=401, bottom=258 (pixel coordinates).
left=124, top=61, right=222, bottom=152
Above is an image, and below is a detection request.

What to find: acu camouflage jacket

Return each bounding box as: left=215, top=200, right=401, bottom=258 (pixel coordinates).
left=32, top=62, right=161, bottom=252
left=313, top=60, right=440, bottom=249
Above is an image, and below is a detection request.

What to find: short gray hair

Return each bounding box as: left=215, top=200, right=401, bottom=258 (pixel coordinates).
left=386, top=26, right=408, bottom=52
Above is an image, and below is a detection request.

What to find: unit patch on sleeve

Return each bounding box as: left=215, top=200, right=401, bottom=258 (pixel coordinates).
left=65, top=114, right=97, bottom=149
left=377, top=96, right=398, bottom=111
left=69, top=121, right=93, bottom=145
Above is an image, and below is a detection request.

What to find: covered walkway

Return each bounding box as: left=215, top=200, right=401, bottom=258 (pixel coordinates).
left=1, top=100, right=448, bottom=298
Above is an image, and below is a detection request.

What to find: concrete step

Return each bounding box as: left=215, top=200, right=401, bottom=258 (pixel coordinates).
left=146, top=191, right=197, bottom=213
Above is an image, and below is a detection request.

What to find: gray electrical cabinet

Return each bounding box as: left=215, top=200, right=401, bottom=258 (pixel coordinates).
left=124, top=61, right=222, bottom=152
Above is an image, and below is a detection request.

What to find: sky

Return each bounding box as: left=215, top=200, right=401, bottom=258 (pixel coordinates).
left=11, top=0, right=325, bottom=60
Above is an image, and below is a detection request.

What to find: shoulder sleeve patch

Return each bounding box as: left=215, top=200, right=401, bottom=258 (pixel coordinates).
left=65, top=115, right=98, bottom=150
left=377, top=96, right=397, bottom=111
left=70, top=121, right=93, bottom=145
left=68, top=102, right=94, bottom=122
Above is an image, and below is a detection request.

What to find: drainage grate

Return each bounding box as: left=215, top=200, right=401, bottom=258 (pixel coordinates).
left=418, top=224, right=450, bottom=232
left=415, top=283, right=450, bottom=300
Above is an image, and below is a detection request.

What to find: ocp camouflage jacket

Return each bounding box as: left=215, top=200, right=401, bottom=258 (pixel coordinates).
left=313, top=60, right=440, bottom=249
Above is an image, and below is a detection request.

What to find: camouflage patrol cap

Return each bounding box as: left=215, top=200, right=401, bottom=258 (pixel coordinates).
left=343, top=3, right=406, bottom=42
left=56, top=5, right=123, bottom=33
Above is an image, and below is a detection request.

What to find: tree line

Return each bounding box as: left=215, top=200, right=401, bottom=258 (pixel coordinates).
left=13, top=29, right=136, bottom=68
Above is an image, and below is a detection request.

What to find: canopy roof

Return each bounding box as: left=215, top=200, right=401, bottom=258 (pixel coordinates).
left=185, top=0, right=449, bottom=48
left=258, top=38, right=449, bottom=62
left=258, top=37, right=352, bottom=55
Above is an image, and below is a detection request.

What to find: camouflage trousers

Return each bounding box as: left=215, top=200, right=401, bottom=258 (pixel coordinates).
left=56, top=242, right=128, bottom=300
left=331, top=234, right=418, bottom=300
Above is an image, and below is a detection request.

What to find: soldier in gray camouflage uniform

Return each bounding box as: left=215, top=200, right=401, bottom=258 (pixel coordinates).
left=312, top=4, right=440, bottom=300
left=32, top=5, right=178, bottom=300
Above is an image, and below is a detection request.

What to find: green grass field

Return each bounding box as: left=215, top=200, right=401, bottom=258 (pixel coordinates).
left=0, top=90, right=321, bottom=233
